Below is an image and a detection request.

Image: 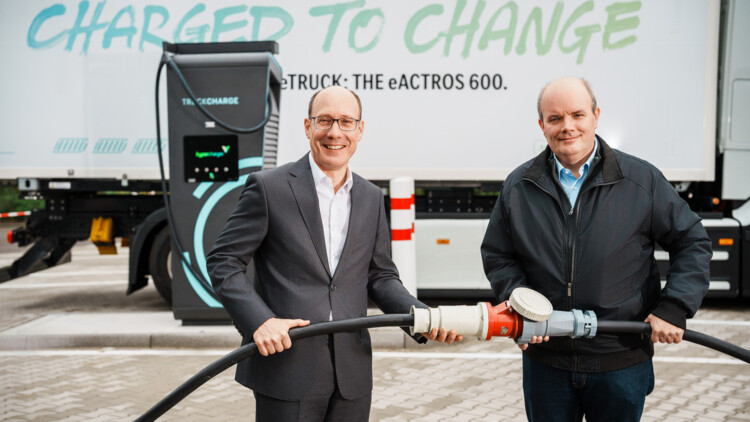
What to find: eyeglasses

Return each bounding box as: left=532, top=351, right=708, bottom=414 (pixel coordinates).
left=310, top=116, right=360, bottom=131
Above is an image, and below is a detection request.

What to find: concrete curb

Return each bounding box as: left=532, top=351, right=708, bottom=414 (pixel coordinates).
left=0, top=312, right=409, bottom=350
left=0, top=333, right=242, bottom=350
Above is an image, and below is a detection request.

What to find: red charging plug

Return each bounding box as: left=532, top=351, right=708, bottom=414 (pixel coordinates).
left=483, top=301, right=523, bottom=340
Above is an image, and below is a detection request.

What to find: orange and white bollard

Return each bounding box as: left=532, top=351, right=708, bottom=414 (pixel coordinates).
left=0, top=211, right=31, bottom=218
left=389, top=177, right=416, bottom=296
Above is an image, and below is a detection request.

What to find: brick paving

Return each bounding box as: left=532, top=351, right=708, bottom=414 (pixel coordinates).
left=1, top=238, right=749, bottom=421
left=0, top=340, right=748, bottom=421
left=0, top=245, right=168, bottom=333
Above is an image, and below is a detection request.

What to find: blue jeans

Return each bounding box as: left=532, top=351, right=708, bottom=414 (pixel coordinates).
left=522, top=354, right=654, bottom=422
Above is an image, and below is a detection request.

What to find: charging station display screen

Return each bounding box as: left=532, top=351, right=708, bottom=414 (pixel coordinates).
left=183, top=135, right=239, bottom=182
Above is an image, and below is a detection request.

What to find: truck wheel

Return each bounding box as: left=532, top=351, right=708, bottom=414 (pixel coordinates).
left=149, top=226, right=173, bottom=304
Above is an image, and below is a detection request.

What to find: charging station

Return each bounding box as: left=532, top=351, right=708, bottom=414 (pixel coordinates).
left=165, top=41, right=281, bottom=324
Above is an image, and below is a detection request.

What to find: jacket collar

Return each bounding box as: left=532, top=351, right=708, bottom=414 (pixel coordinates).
left=288, top=154, right=332, bottom=277
left=287, top=153, right=365, bottom=279
left=524, top=135, right=623, bottom=188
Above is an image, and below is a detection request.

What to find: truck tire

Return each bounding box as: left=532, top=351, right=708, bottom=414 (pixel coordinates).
left=149, top=226, right=173, bottom=304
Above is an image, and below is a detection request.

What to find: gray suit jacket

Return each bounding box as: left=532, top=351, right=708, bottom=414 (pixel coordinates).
left=207, top=154, right=425, bottom=401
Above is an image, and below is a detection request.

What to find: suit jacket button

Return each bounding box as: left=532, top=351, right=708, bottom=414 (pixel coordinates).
left=330, top=284, right=336, bottom=291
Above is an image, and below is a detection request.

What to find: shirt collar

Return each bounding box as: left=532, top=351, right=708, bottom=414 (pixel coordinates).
left=554, top=137, right=599, bottom=179
left=308, top=152, right=353, bottom=192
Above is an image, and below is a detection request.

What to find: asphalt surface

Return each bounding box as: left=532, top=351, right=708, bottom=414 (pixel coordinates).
left=1, top=232, right=749, bottom=421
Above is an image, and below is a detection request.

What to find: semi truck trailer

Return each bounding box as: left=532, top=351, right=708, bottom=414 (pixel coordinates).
left=1, top=0, right=748, bottom=306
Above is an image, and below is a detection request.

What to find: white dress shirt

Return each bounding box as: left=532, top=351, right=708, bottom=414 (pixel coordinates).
left=309, top=154, right=353, bottom=319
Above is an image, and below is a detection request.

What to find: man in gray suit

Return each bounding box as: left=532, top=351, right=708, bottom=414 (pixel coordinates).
left=207, top=86, right=460, bottom=421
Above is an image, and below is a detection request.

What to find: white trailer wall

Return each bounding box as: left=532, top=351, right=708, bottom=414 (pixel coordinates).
left=0, top=0, right=719, bottom=181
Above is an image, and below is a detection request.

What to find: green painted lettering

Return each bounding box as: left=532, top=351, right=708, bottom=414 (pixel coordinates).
left=66, top=1, right=108, bottom=54
left=558, top=1, right=600, bottom=64
left=103, top=6, right=136, bottom=48
left=404, top=4, right=443, bottom=54
left=140, top=6, right=168, bottom=52
left=212, top=5, right=248, bottom=42
left=250, top=6, right=294, bottom=41
left=441, top=0, right=484, bottom=58
left=603, top=1, right=641, bottom=50
left=478, top=2, right=518, bottom=55
left=348, top=9, right=384, bottom=53
left=174, top=4, right=209, bottom=43
left=27, top=4, right=68, bottom=50
left=309, top=0, right=364, bottom=52
left=516, top=2, right=563, bottom=56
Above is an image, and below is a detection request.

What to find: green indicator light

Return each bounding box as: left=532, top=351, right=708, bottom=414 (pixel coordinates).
left=195, top=151, right=225, bottom=159
left=209, top=172, right=215, bottom=180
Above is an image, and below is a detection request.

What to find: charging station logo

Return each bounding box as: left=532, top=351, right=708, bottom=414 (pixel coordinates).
left=193, top=146, right=233, bottom=180
left=194, top=145, right=230, bottom=159
left=182, top=97, right=239, bottom=106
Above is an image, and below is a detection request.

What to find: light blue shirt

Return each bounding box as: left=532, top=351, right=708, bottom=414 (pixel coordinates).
left=553, top=138, right=598, bottom=208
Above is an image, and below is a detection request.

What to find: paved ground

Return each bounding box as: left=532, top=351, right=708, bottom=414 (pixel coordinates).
left=1, top=238, right=749, bottom=421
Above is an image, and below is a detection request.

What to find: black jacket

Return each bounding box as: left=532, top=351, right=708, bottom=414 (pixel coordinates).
left=481, top=137, right=711, bottom=372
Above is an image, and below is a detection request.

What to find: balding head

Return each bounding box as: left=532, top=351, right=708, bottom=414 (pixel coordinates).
left=308, top=86, right=362, bottom=119
left=537, top=77, right=597, bottom=120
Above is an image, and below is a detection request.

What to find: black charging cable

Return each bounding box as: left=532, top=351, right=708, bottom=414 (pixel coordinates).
left=153, top=50, right=274, bottom=296
left=153, top=60, right=214, bottom=295
left=163, top=52, right=273, bottom=134
left=597, top=320, right=750, bottom=364
left=135, top=315, right=750, bottom=422
left=135, top=314, right=414, bottom=422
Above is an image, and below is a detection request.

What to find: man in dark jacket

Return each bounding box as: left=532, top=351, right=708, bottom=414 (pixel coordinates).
left=481, top=77, right=711, bottom=422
